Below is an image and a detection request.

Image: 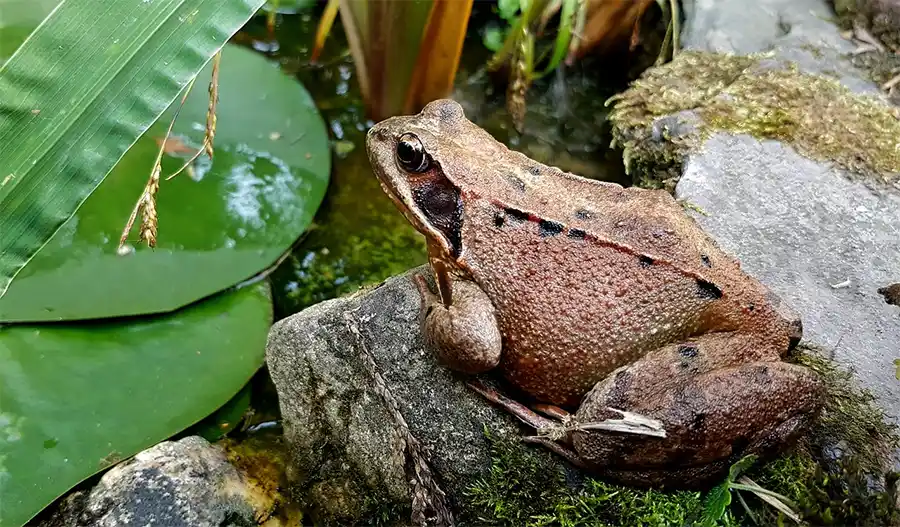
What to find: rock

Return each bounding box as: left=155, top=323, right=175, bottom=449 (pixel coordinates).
left=676, top=134, right=900, bottom=426
left=614, top=0, right=900, bottom=427
left=33, top=436, right=277, bottom=527
left=265, top=269, right=576, bottom=526
left=682, top=0, right=883, bottom=94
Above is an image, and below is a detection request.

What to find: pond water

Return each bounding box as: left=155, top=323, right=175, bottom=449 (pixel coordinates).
left=232, top=2, right=637, bottom=321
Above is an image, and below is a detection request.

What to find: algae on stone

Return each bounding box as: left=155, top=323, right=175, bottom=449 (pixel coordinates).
left=610, top=50, right=900, bottom=189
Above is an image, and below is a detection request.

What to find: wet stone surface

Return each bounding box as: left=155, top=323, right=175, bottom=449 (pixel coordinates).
left=32, top=436, right=270, bottom=527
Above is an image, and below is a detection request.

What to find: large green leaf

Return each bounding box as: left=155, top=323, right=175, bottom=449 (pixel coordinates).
left=0, top=0, right=268, bottom=299
left=0, top=282, right=272, bottom=527
left=0, top=0, right=61, bottom=62
left=0, top=43, right=330, bottom=322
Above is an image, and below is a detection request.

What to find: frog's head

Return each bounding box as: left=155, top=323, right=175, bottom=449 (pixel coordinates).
left=366, top=99, right=502, bottom=259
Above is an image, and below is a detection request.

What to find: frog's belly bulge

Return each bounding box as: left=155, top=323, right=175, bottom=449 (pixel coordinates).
left=464, top=221, right=717, bottom=407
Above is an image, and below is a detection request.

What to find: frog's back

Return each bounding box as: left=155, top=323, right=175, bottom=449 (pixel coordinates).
left=454, top=155, right=783, bottom=406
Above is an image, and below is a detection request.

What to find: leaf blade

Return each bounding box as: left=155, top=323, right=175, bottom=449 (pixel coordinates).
left=0, top=0, right=267, bottom=297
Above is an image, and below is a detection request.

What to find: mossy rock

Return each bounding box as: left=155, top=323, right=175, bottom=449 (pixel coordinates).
left=609, top=50, right=900, bottom=190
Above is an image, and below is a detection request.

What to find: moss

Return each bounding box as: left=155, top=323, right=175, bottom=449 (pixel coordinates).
left=219, top=431, right=306, bottom=526
left=462, top=428, right=739, bottom=526
left=609, top=50, right=900, bottom=189
left=464, top=347, right=900, bottom=526
left=749, top=452, right=899, bottom=526
left=788, top=345, right=900, bottom=473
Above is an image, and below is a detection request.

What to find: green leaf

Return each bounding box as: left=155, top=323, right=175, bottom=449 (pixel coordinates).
left=262, top=0, right=316, bottom=14
left=483, top=26, right=506, bottom=52
left=701, top=481, right=733, bottom=527
left=0, top=0, right=61, bottom=63
left=190, top=382, right=253, bottom=441
left=727, top=454, right=759, bottom=483
left=0, top=0, right=268, bottom=299
left=0, top=282, right=272, bottom=527
left=535, top=0, right=576, bottom=77
left=0, top=43, right=330, bottom=322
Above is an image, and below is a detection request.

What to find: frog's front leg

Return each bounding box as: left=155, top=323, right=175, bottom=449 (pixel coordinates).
left=413, top=269, right=502, bottom=374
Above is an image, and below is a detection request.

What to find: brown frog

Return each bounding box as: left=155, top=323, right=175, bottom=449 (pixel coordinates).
left=366, top=99, right=824, bottom=488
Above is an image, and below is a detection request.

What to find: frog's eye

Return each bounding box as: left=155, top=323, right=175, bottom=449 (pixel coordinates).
left=396, top=132, right=430, bottom=173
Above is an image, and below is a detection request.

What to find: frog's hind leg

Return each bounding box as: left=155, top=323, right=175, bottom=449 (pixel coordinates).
left=466, top=379, right=558, bottom=431
left=572, top=332, right=825, bottom=488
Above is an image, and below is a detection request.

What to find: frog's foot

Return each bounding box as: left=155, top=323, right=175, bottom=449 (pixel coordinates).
left=466, top=379, right=558, bottom=432
left=532, top=403, right=571, bottom=421
left=468, top=380, right=593, bottom=469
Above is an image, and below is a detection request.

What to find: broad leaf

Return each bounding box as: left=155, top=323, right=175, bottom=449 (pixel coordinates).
left=0, top=0, right=61, bottom=63
left=0, top=282, right=272, bottom=527
left=727, top=454, right=758, bottom=483
left=0, top=43, right=330, bottom=322
left=0, top=0, right=267, bottom=299
left=701, top=481, right=733, bottom=527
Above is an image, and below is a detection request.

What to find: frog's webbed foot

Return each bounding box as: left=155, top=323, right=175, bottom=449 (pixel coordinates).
left=468, top=380, right=593, bottom=469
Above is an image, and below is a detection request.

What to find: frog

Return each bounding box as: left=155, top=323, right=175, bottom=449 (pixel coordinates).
left=365, top=98, right=825, bottom=488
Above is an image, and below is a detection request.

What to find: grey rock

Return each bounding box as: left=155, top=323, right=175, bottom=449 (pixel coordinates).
left=682, top=0, right=884, bottom=95
left=671, top=1, right=900, bottom=426
left=34, top=436, right=263, bottom=527
left=266, top=269, right=574, bottom=526
left=676, top=133, right=900, bottom=427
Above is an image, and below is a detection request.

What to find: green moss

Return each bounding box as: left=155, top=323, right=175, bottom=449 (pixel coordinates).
left=464, top=347, right=900, bottom=526
left=462, top=428, right=739, bottom=527
left=789, top=345, right=900, bottom=472
left=609, top=50, right=900, bottom=189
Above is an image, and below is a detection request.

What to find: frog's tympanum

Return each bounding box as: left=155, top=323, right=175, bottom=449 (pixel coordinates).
left=366, top=99, right=825, bottom=488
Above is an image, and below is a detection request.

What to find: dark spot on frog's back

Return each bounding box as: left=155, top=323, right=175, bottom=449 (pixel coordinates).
left=539, top=219, right=564, bottom=237
left=574, top=208, right=593, bottom=220
left=678, top=344, right=699, bottom=358
left=528, top=165, right=542, bottom=176
left=639, top=255, right=654, bottom=267
left=701, top=254, right=712, bottom=267
left=506, top=173, right=526, bottom=192
left=504, top=207, right=529, bottom=223
left=493, top=212, right=505, bottom=228
left=568, top=228, right=586, bottom=240
left=695, top=279, right=723, bottom=300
